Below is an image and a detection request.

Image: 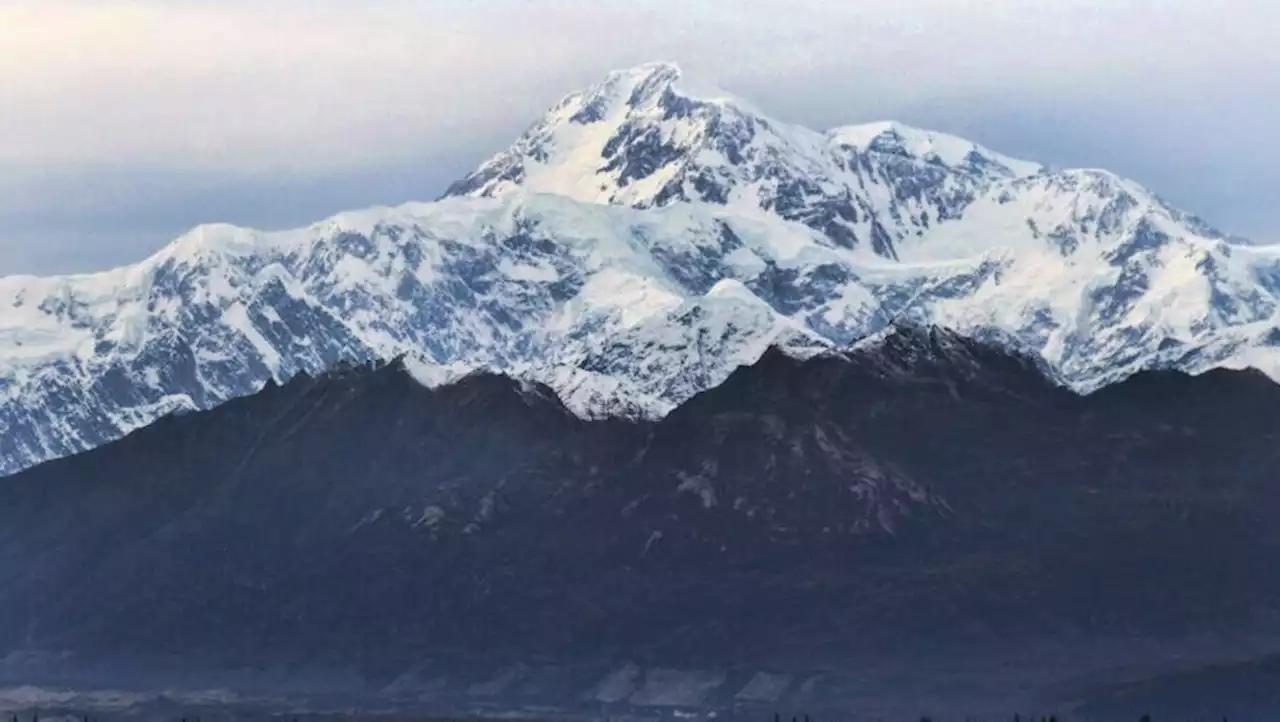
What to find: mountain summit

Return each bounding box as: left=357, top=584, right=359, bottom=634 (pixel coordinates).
left=446, top=60, right=1045, bottom=259
left=3, top=61, right=1280, bottom=476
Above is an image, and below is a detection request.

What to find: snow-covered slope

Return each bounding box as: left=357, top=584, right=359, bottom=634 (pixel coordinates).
left=4, top=61, right=1280, bottom=476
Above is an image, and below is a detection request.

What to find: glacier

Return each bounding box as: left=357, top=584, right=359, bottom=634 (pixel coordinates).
left=3, top=60, right=1280, bottom=477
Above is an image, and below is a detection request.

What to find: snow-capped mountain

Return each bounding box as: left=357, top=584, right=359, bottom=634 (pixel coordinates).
left=3, top=60, right=1280, bottom=476
left=446, top=61, right=1046, bottom=258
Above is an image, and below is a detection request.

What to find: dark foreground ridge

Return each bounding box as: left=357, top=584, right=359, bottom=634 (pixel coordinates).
left=2, top=327, right=1279, bottom=717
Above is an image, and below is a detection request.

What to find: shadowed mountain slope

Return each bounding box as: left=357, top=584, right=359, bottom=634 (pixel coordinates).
left=2, top=327, right=1280, bottom=712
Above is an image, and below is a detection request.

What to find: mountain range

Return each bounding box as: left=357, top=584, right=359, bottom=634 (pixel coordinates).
left=4, top=61, right=1280, bottom=477
left=3, top=327, right=1280, bottom=716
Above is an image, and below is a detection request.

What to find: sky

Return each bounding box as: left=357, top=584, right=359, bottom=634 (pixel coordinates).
left=2, top=0, right=1278, bottom=276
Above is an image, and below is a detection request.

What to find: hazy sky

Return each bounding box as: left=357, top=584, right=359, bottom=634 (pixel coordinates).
left=2, top=0, right=1278, bottom=275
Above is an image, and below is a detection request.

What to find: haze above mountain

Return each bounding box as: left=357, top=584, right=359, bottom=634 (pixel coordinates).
left=5, top=1, right=1279, bottom=276
left=4, top=61, right=1280, bottom=477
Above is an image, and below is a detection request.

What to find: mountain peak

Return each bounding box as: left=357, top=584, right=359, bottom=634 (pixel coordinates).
left=153, top=223, right=267, bottom=266
left=611, top=59, right=682, bottom=78
left=553, top=61, right=686, bottom=124
left=444, top=61, right=1052, bottom=257
left=611, top=60, right=683, bottom=98
left=826, top=120, right=1044, bottom=179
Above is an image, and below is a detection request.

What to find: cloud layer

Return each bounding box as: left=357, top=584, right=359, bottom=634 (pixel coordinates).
left=2, top=0, right=1278, bottom=273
